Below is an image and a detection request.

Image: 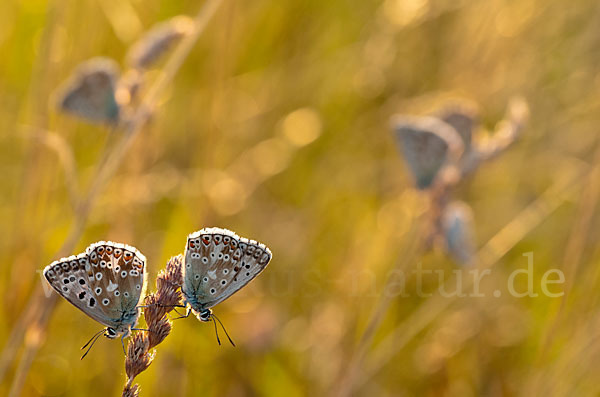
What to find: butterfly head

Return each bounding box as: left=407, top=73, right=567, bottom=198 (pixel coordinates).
left=195, top=308, right=213, bottom=322
left=104, top=325, right=131, bottom=339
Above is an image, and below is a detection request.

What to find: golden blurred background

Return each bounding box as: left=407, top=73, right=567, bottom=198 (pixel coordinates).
left=1, top=0, right=600, bottom=395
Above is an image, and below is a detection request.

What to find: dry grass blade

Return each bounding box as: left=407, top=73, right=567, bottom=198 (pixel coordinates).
left=531, top=135, right=600, bottom=393
left=332, top=219, right=424, bottom=396
left=21, top=126, right=80, bottom=209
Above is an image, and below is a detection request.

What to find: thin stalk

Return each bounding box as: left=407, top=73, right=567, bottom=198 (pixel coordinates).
left=336, top=164, right=586, bottom=395
left=532, top=135, right=600, bottom=392
left=3, top=1, right=223, bottom=395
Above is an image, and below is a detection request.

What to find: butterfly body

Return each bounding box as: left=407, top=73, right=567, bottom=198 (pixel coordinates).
left=182, top=228, right=272, bottom=323
left=43, top=241, right=147, bottom=340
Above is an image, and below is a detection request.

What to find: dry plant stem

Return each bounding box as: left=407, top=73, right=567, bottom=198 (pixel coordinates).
left=3, top=1, right=224, bottom=395
left=334, top=219, right=424, bottom=397
left=337, top=100, right=529, bottom=396
left=340, top=167, right=587, bottom=395
left=424, top=98, right=529, bottom=247
left=22, top=127, right=80, bottom=209
left=122, top=255, right=183, bottom=396
left=532, top=135, right=600, bottom=391
left=461, top=97, right=529, bottom=178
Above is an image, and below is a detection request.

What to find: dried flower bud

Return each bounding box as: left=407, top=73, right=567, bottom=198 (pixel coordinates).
left=126, top=16, right=194, bottom=69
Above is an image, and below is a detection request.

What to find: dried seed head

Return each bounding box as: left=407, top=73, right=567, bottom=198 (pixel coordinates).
left=125, top=333, right=153, bottom=380
left=161, top=254, right=183, bottom=287
left=144, top=294, right=167, bottom=324
left=158, top=283, right=182, bottom=310
left=122, top=384, right=140, bottom=397
left=123, top=255, right=183, bottom=395
left=148, top=316, right=172, bottom=349
left=126, top=16, right=194, bottom=69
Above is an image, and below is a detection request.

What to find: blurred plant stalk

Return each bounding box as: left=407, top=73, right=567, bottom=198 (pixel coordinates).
left=1, top=1, right=225, bottom=396
left=334, top=97, right=529, bottom=396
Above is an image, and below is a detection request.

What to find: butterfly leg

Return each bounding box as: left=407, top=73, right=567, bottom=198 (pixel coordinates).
left=171, top=306, right=192, bottom=321
left=169, top=307, right=185, bottom=318
left=121, top=333, right=126, bottom=355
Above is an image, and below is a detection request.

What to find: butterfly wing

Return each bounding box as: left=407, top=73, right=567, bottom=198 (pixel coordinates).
left=442, top=201, right=476, bottom=266
left=438, top=103, right=479, bottom=152
left=58, top=58, right=120, bottom=124
left=182, top=227, right=272, bottom=311
left=43, top=241, right=146, bottom=330
left=392, top=116, right=464, bottom=189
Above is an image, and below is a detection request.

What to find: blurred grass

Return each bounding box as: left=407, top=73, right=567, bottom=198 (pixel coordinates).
left=1, top=0, right=600, bottom=395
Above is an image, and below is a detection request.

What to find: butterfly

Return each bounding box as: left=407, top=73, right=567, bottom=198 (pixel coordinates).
left=56, top=57, right=121, bottom=125
left=392, top=115, right=464, bottom=190
left=43, top=241, right=147, bottom=357
left=126, top=15, right=193, bottom=70
left=439, top=108, right=475, bottom=152
left=180, top=227, right=272, bottom=344
left=442, top=201, right=476, bottom=267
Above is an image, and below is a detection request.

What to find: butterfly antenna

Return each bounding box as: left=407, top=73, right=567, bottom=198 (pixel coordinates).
left=80, top=329, right=105, bottom=360
left=212, top=316, right=222, bottom=346
left=81, top=328, right=105, bottom=350
left=212, top=314, right=235, bottom=347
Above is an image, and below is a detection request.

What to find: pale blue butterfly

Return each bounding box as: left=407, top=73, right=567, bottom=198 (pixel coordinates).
left=57, top=57, right=121, bottom=125
left=180, top=227, right=272, bottom=345
left=392, top=115, right=464, bottom=190
left=43, top=241, right=147, bottom=357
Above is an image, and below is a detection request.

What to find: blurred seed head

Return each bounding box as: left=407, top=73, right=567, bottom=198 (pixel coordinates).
left=126, top=15, right=194, bottom=70
left=56, top=57, right=121, bottom=125
left=442, top=201, right=476, bottom=266
left=392, top=115, right=464, bottom=189
left=116, top=69, right=144, bottom=107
